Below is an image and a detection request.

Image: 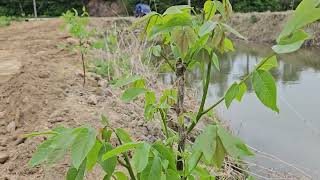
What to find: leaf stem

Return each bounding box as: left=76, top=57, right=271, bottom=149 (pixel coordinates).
left=112, top=128, right=137, bottom=180
left=159, top=108, right=170, bottom=139
left=161, top=53, right=175, bottom=72
left=187, top=53, right=276, bottom=134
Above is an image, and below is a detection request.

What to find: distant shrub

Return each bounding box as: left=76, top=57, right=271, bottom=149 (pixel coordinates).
left=0, top=16, right=11, bottom=27
left=250, top=15, right=259, bottom=24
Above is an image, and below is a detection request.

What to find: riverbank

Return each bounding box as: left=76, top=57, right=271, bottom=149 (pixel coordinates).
left=230, top=11, right=320, bottom=47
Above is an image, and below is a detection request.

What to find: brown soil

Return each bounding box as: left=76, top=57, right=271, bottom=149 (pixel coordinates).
left=0, top=19, right=159, bottom=180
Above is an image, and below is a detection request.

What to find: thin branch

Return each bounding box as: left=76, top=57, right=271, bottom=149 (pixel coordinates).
left=161, top=53, right=175, bottom=71
left=159, top=108, right=170, bottom=139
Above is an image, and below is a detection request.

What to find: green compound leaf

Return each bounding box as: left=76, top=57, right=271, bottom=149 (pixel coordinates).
left=114, top=171, right=128, bottom=180
left=66, top=159, right=87, bottom=180
left=236, top=82, right=247, bottom=102
left=29, top=127, right=76, bottom=167
left=204, top=0, right=217, bottom=20
left=99, top=142, right=117, bottom=178
left=192, top=125, right=217, bottom=162
left=217, top=125, right=254, bottom=158
left=211, top=52, right=220, bottom=71
left=115, top=128, right=133, bottom=143
left=121, top=87, right=147, bottom=103
left=199, top=21, right=217, bottom=37
left=71, top=127, right=97, bottom=169
left=152, top=142, right=177, bottom=170
left=259, top=55, right=278, bottom=71
left=132, top=143, right=151, bottom=173
left=86, top=140, right=102, bottom=171
left=252, top=70, right=279, bottom=113
left=140, top=155, right=162, bottom=180
left=112, top=75, right=142, bottom=88
left=102, top=142, right=143, bottom=161
left=225, top=83, right=239, bottom=108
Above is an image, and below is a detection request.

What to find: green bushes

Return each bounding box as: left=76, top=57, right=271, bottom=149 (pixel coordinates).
left=0, top=16, right=11, bottom=27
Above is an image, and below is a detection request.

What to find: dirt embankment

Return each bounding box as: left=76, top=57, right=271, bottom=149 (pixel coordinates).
left=230, top=11, right=320, bottom=47
left=0, top=19, right=161, bottom=180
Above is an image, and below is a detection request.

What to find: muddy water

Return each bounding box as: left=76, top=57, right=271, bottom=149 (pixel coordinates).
left=162, top=44, right=320, bottom=178
left=0, top=51, right=21, bottom=83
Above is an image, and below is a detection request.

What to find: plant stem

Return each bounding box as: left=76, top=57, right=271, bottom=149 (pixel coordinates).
left=195, top=57, right=212, bottom=122
left=161, top=53, right=175, bottom=72
left=159, top=108, right=169, bottom=139
left=80, top=40, right=86, bottom=86
left=175, top=60, right=186, bottom=171
left=187, top=53, right=276, bottom=134
left=113, top=129, right=137, bottom=180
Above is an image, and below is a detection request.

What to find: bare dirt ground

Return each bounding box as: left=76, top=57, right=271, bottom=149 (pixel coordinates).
left=0, top=19, right=160, bottom=180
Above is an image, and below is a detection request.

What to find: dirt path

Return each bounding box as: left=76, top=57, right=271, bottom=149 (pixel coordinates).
left=0, top=19, right=158, bottom=180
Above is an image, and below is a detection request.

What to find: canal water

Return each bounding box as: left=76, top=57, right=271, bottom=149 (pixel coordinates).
left=162, top=43, right=320, bottom=178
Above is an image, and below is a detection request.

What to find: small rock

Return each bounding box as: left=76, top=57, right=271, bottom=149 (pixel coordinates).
left=0, top=137, right=8, bottom=147
left=87, top=95, right=98, bottom=105
left=105, top=88, right=113, bottom=97
left=98, top=79, right=108, bottom=88
left=38, top=71, right=50, bottom=79
left=49, top=117, right=64, bottom=123
left=0, top=153, right=9, bottom=164
left=6, top=121, right=16, bottom=133
left=93, top=88, right=103, bottom=96
left=14, top=137, right=26, bottom=146
left=0, top=111, right=5, bottom=119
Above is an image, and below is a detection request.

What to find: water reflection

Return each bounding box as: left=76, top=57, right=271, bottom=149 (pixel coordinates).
left=161, top=43, right=320, bottom=178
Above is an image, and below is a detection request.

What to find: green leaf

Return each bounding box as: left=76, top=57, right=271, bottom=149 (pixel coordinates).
left=141, top=155, right=162, bottom=180
left=236, top=83, right=247, bottom=102
left=211, top=52, right=220, bottom=71
left=148, top=14, right=192, bottom=39
left=217, top=125, right=254, bottom=158
left=252, top=70, right=279, bottom=112
left=187, top=151, right=202, bottom=174
left=172, top=27, right=196, bottom=58
left=259, top=56, right=278, bottom=71
left=166, top=169, right=180, bottom=180
left=272, top=40, right=305, bottom=54
left=114, top=172, right=128, bottom=180
left=100, top=114, right=109, bottom=126
left=163, top=5, right=191, bottom=15
left=66, top=159, right=86, bottom=180
left=199, top=21, right=217, bottom=37
left=101, top=128, right=112, bottom=142
left=121, top=88, right=146, bottom=102
left=145, top=91, right=157, bottom=120
left=112, top=76, right=142, bottom=88
left=29, top=128, right=76, bottom=167
left=102, top=142, right=143, bottom=161
left=132, top=143, right=151, bottom=173
left=98, top=143, right=117, bottom=178
left=71, top=127, right=97, bottom=169
left=152, top=142, right=176, bottom=170
left=115, top=128, right=132, bottom=143
left=225, top=83, right=239, bottom=108
left=224, top=38, right=234, bottom=52
left=220, top=23, right=247, bottom=40
left=212, top=137, right=225, bottom=169
left=86, top=140, right=102, bottom=171
left=278, top=0, right=320, bottom=40
left=204, top=0, right=217, bottom=20
left=192, top=125, right=217, bottom=162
